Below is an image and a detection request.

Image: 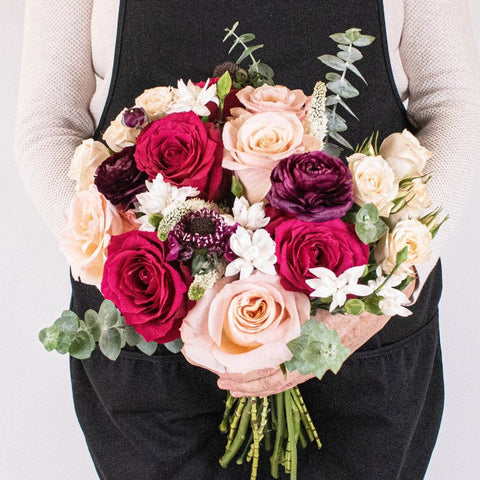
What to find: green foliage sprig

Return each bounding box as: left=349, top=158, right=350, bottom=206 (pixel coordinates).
left=223, top=22, right=274, bottom=88
left=39, top=300, right=161, bottom=361
left=319, top=28, right=375, bottom=156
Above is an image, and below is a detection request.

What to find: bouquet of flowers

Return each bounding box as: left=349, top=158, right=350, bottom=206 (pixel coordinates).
left=39, top=24, right=445, bottom=479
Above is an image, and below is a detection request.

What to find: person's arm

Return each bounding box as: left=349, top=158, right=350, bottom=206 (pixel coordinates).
left=14, top=0, right=96, bottom=238
left=401, top=0, right=480, bottom=299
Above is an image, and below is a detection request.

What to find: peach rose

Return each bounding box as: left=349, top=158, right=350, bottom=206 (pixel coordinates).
left=135, top=86, right=176, bottom=121
left=59, top=185, right=133, bottom=285
left=181, top=272, right=311, bottom=374
left=222, top=111, right=306, bottom=203
left=235, top=84, right=308, bottom=120
left=102, top=111, right=140, bottom=152
left=68, top=139, right=110, bottom=191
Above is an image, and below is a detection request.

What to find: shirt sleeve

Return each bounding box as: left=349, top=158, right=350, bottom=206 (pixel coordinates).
left=400, top=0, right=480, bottom=299
left=14, top=0, right=96, bottom=239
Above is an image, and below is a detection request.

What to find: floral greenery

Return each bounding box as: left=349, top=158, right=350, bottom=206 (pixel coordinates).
left=223, top=22, right=275, bottom=88
left=319, top=28, right=375, bottom=156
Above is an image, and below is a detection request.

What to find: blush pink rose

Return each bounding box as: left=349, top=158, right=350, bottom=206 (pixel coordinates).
left=180, top=272, right=310, bottom=374
left=266, top=217, right=370, bottom=295
left=235, top=84, right=308, bottom=120
left=60, top=186, right=133, bottom=285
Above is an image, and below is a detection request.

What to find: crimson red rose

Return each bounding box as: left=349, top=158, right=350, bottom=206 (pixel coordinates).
left=101, top=231, right=193, bottom=343
left=134, top=111, right=227, bottom=201
left=266, top=217, right=369, bottom=295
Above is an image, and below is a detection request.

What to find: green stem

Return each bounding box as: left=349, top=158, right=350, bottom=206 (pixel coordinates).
left=226, top=396, right=247, bottom=450
left=219, top=392, right=237, bottom=433
left=270, top=392, right=286, bottom=479
left=293, top=386, right=322, bottom=449
left=285, top=390, right=298, bottom=480
left=250, top=397, right=260, bottom=480
left=235, top=431, right=253, bottom=465
left=228, top=29, right=258, bottom=65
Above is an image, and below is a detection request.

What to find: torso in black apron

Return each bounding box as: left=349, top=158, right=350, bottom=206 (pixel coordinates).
left=70, top=2, right=443, bottom=479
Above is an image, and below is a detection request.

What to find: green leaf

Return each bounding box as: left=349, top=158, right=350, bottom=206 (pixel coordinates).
left=68, top=330, right=95, bottom=360
left=217, top=71, right=232, bottom=101
left=231, top=176, right=244, bottom=198
left=325, top=72, right=342, bottom=82
left=337, top=46, right=363, bottom=63
left=329, top=33, right=351, bottom=44
left=356, top=203, right=379, bottom=224
left=136, top=337, right=158, bottom=356
left=329, top=131, right=353, bottom=150
left=99, top=328, right=122, bottom=361
left=238, top=33, right=255, bottom=43
left=396, top=246, right=409, bottom=265
left=318, top=54, right=346, bottom=72
left=84, top=309, right=101, bottom=342
left=345, top=62, right=367, bottom=84
left=285, top=319, right=350, bottom=379
left=125, top=324, right=141, bottom=347
left=39, top=325, right=60, bottom=352
left=353, top=35, right=376, bottom=47
left=148, top=213, right=163, bottom=229
left=364, top=295, right=384, bottom=315
left=223, top=22, right=239, bottom=42
left=164, top=338, right=184, bottom=354
left=327, top=78, right=359, bottom=98
left=191, top=250, right=216, bottom=276
left=54, top=311, right=80, bottom=354
left=237, top=44, right=263, bottom=64
left=345, top=28, right=362, bottom=43
left=325, top=95, right=340, bottom=107
left=345, top=299, right=365, bottom=315
left=98, top=300, right=119, bottom=328
left=355, top=218, right=388, bottom=244
left=326, top=110, right=348, bottom=133
left=323, top=142, right=343, bottom=157
left=337, top=97, right=359, bottom=119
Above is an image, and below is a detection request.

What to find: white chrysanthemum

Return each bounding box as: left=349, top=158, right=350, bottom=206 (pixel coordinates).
left=168, top=79, right=219, bottom=117
left=306, top=265, right=373, bottom=312
left=135, top=174, right=199, bottom=231
left=225, top=227, right=277, bottom=279
left=232, top=196, right=270, bottom=233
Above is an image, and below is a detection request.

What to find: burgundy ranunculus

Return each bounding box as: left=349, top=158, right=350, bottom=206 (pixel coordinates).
left=266, top=151, right=353, bottom=222
left=94, top=146, right=148, bottom=209
left=101, top=231, right=193, bottom=343
left=134, top=111, right=228, bottom=201
left=266, top=217, right=369, bottom=295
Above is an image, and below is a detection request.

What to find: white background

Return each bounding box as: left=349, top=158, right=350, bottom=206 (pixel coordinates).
left=1, top=1, right=479, bottom=479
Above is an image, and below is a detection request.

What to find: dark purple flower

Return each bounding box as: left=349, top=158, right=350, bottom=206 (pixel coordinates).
left=94, top=146, right=148, bottom=209
left=166, top=208, right=238, bottom=262
left=122, top=107, right=148, bottom=128
left=266, top=151, right=353, bottom=222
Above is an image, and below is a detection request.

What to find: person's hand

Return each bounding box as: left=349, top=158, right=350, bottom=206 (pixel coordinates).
left=217, top=278, right=416, bottom=398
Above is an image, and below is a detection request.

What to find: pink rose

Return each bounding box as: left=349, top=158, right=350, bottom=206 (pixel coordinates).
left=60, top=186, right=133, bottom=285
left=266, top=217, right=370, bottom=295
left=134, top=111, right=227, bottom=201
left=235, top=84, right=308, bottom=120
left=181, top=272, right=310, bottom=374
left=222, top=111, right=306, bottom=203
left=101, top=231, right=193, bottom=343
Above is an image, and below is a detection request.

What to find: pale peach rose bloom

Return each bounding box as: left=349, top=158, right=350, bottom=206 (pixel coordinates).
left=60, top=186, right=133, bottom=285
left=379, top=129, right=432, bottom=179
left=68, top=139, right=110, bottom=191
left=347, top=153, right=399, bottom=217
left=375, top=219, right=432, bottom=278
left=222, top=111, right=306, bottom=203
left=135, top=86, right=176, bottom=120
left=235, top=84, right=308, bottom=120
left=102, top=111, right=140, bottom=152
left=181, top=272, right=311, bottom=374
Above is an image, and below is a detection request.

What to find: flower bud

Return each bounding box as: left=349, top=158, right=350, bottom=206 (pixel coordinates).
left=122, top=107, right=148, bottom=129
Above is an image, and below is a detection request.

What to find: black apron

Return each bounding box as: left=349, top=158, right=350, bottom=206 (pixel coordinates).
left=70, top=1, right=444, bottom=478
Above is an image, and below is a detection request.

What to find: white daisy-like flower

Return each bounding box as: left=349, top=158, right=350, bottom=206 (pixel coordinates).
left=306, top=265, right=373, bottom=312
left=225, top=227, right=277, bottom=279
left=232, top=196, right=270, bottom=233
left=135, top=174, right=199, bottom=231
left=367, top=267, right=412, bottom=317
left=168, top=79, right=219, bottom=117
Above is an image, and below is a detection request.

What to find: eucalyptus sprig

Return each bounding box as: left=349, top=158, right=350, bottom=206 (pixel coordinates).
left=39, top=299, right=164, bottom=361
left=319, top=28, right=375, bottom=156
left=223, top=22, right=274, bottom=88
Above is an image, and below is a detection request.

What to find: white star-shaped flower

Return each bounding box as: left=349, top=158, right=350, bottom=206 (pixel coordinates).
left=168, top=79, right=219, bottom=117
left=306, top=265, right=373, bottom=312
left=232, top=196, right=270, bottom=233
left=135, top=174, right=199, bottom=231
left=225, top=227, right=277, bottom=279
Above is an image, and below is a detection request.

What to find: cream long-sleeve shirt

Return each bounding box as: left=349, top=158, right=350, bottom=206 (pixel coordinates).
left=15, top=0, right=480, bottom=297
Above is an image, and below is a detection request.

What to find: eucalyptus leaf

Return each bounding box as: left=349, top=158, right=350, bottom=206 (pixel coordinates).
left=164, top=338, right=184, bottom=354
left=325, top=95, right=340, bottom=106
left=39, top=325, right=60, bottom=352
left=137, top=337, right=158, bottom=356
left=84, top=309, right=101, bottom=342
left=237, top=44, right=263, bottom=64
left=326, top=111, right=348, bottom=133
left=54, top=312, right=80, bottom=354
left=356, top=203, right=379, bottom=224
left=99, top=328, right=122, bottom=361
left=223, top=22, right=239, bottom=42
left=329, top=33, right=351, bottom=44
left=69, top=330, right=95, bottom=360
left=125, top=324, right=141, bottom=347
left=98, top=300, right=120, bottom=328
left=337, top=97, right=359, bottom=119
left=355, top=222, right=378, bottom=244
left=353, top=35, right=376, bottom=47
left=337, top=46, right=363, bottom=63
left=325, top=72, right=342, bottom=82
left=318, top=54, right=346, bottom=72
left=191, top=250, right=216, bottom=276
left=238, top=33, right=255, bottom=43
left=345, top=28, right=362, bottom=43
left=250, top=62, right=274, bottom=79
left=322, top=142, right=343, bottom=157
left=328, top=131, right=353, bottom=150
left=327, top=78, right=359, bottom=98
left=345, top=62, right=367, bottom=84
left=285, top=319, right=350, bottom=379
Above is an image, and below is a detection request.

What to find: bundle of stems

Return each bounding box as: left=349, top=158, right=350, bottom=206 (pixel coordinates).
left=219, top=386, right=322, bottom=480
